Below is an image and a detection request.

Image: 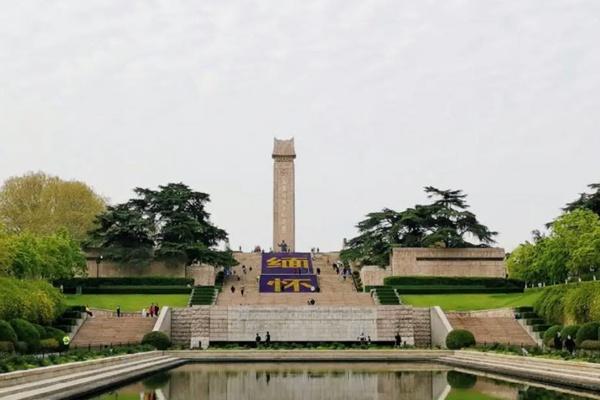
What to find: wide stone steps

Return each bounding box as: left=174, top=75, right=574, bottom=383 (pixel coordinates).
left=71, top=315, right=156, bottom=347
left=3, top=355, right=182, bottom=400
left=439, top=352, right=600, bottom=391
left=216, top=257, right=373, bottom=306
left=446, top=315, right=536, bottom=346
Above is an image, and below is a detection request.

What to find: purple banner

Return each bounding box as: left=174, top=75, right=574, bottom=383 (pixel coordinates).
left=259, top=274, right=319, bottom=293
left=261, top=252, right=313, bottom=275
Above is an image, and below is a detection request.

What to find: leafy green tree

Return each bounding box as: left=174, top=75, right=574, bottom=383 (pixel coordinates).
left=0, top=172, right=106, bottom=241
left=341, top=187, right=497, bottom=265
left=0, top=230, right=86, bottom=280
left=508, top=209, right=600, bottom=283
left=564, top=183, right=600, bottom=216
left=89, top=183, right=236, bottom=268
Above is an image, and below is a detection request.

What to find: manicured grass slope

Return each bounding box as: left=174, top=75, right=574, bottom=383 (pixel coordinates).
left=64, top=294, right=189, bottom=312
left=401, top=290, right=543, bottom=311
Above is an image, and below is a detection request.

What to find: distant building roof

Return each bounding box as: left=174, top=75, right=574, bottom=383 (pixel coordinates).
left=272, top=138, right=296, bottom=158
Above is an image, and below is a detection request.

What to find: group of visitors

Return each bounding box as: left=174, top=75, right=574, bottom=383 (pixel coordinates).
left=230, top=285, right=246, bottom=296
left=554, top=331, right=577, bottom=354
left=332, top=262, right=351, bottom=281
left=255, top=331, right=271, bottom=347
left=142, top=303, right=160, bottom=318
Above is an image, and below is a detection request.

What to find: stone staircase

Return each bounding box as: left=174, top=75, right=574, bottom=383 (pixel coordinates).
left=0, top=352, right=182, bottom=400
left=446, top=309, right=536, bottom=347
left=71, top=313, right=156, bottom=347
left=216, top=254, right=373, bottom=306
left=440, top=351, right=600, bottom=392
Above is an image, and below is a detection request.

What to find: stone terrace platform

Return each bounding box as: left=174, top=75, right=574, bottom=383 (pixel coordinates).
left=217, top=253, right=374, bottom=306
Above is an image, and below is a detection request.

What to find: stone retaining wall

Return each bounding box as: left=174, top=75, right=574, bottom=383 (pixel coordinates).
left=391, top=247, right=507, bottom=278
left=171, top=305, right=423, bottom=348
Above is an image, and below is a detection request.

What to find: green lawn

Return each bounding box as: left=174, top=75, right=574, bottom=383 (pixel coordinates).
left=400, top=289, right=543, bottom=311
left=64, top=294, right=190, bottom=312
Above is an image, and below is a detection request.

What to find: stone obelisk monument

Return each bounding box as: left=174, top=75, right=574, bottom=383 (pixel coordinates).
left=272, top=138, right=296, bottom=252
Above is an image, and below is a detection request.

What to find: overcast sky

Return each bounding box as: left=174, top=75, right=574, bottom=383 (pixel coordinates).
left=1, top=1, right=599, bottom=252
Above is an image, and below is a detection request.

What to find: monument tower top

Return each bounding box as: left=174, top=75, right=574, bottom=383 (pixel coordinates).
left=272, top=138, right=296, bottom=158
left=272, top=137, right=296, bottom=252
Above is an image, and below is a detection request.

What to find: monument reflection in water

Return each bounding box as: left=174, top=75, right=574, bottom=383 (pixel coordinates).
left=91, top=363, right=593, bottom=400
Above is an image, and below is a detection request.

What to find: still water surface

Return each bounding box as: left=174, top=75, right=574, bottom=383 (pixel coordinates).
left=89, top=362, right=597, bottom=400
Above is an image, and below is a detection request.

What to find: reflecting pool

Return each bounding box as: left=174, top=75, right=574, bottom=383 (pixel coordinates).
left=88, top=362, right=597, bottom=400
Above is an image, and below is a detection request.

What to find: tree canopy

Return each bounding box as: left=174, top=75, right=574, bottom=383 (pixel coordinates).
left=508, top=209, right=600, bottom=283
left=564, top=183, right=600, bottom=216
left=340, top=187, right=497, bottom=266
left=0, top=227, right=86, bottom=280
left=0, top=172, right=106, bottom=241
left=88, top=183, right=237, bottom=268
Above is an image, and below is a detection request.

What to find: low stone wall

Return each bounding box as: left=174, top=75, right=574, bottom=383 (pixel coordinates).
left=430, top=306, right=453, bottom=349
left=171, top=305, right=421, bottom=348
left=359, top=265, right=391, bottom=287
left=391, top=247, right=507, bottom=278
left=448, top=308, right=514, bottom=318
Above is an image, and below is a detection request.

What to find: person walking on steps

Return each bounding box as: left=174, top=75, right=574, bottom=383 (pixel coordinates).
left=116, top=305, right=121, bottom=318
left=266, top=331, right=271, bottom=347
left=85, top=305, right=93, bottom=317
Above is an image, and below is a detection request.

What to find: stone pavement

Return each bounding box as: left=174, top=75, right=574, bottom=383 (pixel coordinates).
left=216, top=254, right=374, bottom=306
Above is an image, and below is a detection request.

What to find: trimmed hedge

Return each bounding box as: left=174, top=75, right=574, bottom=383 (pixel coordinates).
left=0, top=278, right=65, bottom=325
left=54, top=277, right=194, bottom=288
left=446, top=329, right=476, bottom=350
left=0, top=320, right=18, bottom=344
left=79, top=286, right=191, bottom=295
left=40, top=338, right=60, bottom=351
left=0, top=341, right=15, bottom=354
left=575, top=322, right=600, bottom=346
left=534, top=282, right=600, bottom=325
left=580, top=340, right=600, bottom=350
left=384, top=276, right=524, bottom=288
left=391, top=286, right=523, bottom=294
left=142, top=331, right=171, bottom=350
left=10, top=319, right=40, bottom=353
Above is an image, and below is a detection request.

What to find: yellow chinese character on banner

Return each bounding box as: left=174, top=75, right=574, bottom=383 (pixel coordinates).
left=281, top=258, right=309, bottom=268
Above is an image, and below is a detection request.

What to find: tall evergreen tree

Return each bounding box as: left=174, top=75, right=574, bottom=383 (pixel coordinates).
left=88, top=183, right=236, bottom=268
left=341, top=187, right=497, bottom=266
left=564, top=183, right=600, bottom=216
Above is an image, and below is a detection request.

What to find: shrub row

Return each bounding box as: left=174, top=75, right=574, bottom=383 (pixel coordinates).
left=0, top=278, right=65, bottom=325
left=543, top=322, right=600, bottom=348
left=0, top=319, right=67, bottom=354
left=391, top=286, right=523, bottom=294
left=534, top=281, right=600, bottom=325
left=0, top=345, right=154, bottom=373
left=74, top=286, right=191, bottom=295
left=54, top=277, right=194, bottom=288
left=383, top=276, right=524, bottom=288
